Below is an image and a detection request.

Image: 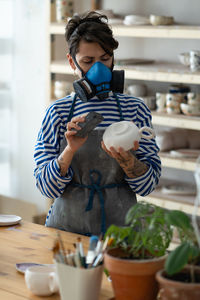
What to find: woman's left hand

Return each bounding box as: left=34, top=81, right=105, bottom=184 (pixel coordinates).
left=101, top=141, right=139, bottom=160
left=101, top=141, right=148, bottom=178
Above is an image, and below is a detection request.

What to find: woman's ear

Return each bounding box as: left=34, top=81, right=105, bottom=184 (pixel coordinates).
left=67, top=53, right=76, bottom=70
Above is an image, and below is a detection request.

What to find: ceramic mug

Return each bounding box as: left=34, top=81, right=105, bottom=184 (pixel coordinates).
left=190, top=50, right=200, bottom=72
left=103, top=121, right=155, bottom=151
left=166, top=93, right=183, bottom=114
left=25, top=265, right=59, bottom=296
left=156, top=93, right=167, bottom=112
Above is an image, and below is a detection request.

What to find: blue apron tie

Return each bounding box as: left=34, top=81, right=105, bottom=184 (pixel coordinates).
left=73, top=169, right=125, bottom=235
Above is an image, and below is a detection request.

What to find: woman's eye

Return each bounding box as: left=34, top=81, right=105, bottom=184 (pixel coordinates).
left=101, top=57, right=110, bottom=62
left=83, top=61, right=93, bottom=64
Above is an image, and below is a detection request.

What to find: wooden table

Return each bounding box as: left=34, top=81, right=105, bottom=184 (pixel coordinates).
left=0, top=221, right=114, bottom=300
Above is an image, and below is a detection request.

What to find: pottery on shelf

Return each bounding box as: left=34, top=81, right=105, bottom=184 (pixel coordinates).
left=178, top=52, right=190, bottom=66
left=150, top=14, right=174, bottom=26
left=180, top=103, right=200, bottom=116
left=103, top=121, right=155, bottom=151
left=123, top=15, right=150, bottom=25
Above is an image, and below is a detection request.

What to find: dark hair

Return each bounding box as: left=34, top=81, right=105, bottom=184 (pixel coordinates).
left=65, top=11, right=119, bottom=57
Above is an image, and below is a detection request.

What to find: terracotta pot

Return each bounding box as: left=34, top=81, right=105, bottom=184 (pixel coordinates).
left=156, top=266, right=200, bottom=300
left=104, top=248, right=167, bottom=300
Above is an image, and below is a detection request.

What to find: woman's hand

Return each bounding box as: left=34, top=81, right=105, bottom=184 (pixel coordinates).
left=65, top=115, right=88, bottom=154
left=58, top=115, right=88, bottom=176
left=101, top=141, right=148, bottom=178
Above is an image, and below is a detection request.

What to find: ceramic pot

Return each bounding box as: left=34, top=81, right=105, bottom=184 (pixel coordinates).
left=156, top=266, right=200, bottom=300
left=104, top=248, right=167, bottom=300
left=102, top=121, right=155, bottom=151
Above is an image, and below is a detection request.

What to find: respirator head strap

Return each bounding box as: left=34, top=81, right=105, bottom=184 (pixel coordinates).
left=110, top=70, right=124, bottom=94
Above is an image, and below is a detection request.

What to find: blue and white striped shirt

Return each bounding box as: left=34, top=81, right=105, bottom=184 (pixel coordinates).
left=34, top=92, right=161, bottom=199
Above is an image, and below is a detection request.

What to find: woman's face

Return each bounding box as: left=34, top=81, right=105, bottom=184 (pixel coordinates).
left=68, top=40, right=113, bottom=77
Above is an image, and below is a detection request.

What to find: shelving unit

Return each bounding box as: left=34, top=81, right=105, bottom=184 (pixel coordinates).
left=50, top=23, right=200, bottom=39
left=138, top=189, right=200, bottom=216
left=48, top=3, right=200, bottom=214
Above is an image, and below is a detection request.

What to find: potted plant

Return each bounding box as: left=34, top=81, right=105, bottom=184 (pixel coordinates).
left=156, top=157, right=200, bottom=300
left=104, top=201, right=174, bottom=300
left=156, top=209, right=200, bottom=300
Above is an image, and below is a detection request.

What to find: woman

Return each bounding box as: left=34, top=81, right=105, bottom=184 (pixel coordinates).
left=34, top=11, right=161, bottom=236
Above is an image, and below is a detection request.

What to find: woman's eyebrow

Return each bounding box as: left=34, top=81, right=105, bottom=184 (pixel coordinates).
left=81, top=56, right=94, bottom=60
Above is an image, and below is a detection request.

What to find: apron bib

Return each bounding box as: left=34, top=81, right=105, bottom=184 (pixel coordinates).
left=46, top=94, right=137, bottom=235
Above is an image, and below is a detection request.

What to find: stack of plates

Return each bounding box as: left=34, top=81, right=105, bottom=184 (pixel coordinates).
left=0, top=214, right=22, bottom=226
left=170, top=149, right=200, bottom=158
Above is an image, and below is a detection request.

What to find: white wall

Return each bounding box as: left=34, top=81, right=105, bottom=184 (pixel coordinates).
left=1, top=0, right=50, bottom=215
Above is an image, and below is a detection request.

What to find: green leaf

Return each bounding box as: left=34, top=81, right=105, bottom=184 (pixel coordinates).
left=165, top=210, right=193, bottom=231
left=165, top=242, right=191, bottom=275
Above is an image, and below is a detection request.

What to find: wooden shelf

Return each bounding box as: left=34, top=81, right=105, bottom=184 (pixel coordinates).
left=160, top=152, right=197, bottom=171
left=138, top=188, right=199, bottom=216
left=121, top=63, right=200, bottom=84
left=51, top=60, right=200, bottom=84
left=152, top=112, right=200, bottom=130
left=50, top=23, right=200, bottom=39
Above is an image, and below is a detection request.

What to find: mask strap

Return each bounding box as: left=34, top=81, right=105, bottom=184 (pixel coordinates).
left=67, top=93, right=77, bottom=122
left=71, top=54, right=85, bottom=77
left=114, top=93, right=124, bottom=121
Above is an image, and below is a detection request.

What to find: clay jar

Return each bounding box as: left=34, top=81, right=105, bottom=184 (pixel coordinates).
left=104, top=248, right=167, bottom=300
left=103, top=121, right=155, bottom=151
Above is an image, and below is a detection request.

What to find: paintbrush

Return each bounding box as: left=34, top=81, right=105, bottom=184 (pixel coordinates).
left=56, top=231, right=67, bottom=264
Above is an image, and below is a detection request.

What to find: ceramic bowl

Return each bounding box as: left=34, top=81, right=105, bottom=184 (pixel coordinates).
left=178, top=52, right=190, bottom=66
left=187, top=93, right=200, bottom=105
left=180, top=103, right=200, bottom=116
left=127, top=84, right=147, bottom=97
left=103, top=121, right=154, bottom=151
left=150, top=14, right=174, bottom=26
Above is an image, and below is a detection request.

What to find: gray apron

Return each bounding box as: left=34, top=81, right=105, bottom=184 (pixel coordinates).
left=46, top=94, right=137, bottom=235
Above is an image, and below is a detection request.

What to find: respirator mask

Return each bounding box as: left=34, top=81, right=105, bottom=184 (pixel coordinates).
left=73, top=59, right=124, bottom=102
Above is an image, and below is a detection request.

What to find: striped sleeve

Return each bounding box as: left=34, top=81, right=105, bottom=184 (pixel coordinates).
left=125, top=100, right=161, bottom=196
left=34, top=102, right=73, bottom=199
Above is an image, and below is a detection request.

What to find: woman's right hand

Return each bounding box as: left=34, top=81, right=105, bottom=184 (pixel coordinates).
left=65, top=115, right=88, bottom=153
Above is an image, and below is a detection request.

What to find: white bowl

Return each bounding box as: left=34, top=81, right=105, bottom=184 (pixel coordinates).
left=123, top=15, right=150, bottom=25
left=180, top=103, right=200, bottom=116
left=103, top=121, right=154, bottom=151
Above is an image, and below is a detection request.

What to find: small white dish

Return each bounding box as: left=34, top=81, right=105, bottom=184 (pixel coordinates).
left=178, top=52, right=190, bottom=66
left=0, top=214, right=22, bottom=226
left=16, top=263, right=54, bottom=274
